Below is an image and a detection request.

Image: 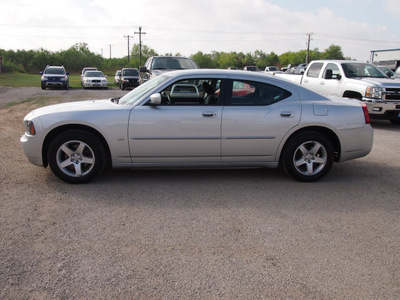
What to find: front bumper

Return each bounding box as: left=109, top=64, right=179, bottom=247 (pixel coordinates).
left=20, top=133, right=44, bottom=167
left=82, top=81, right=108, bottom=88
left=363, top=99, right=400, bottom=120
left=121, top=79, right=140, bottom=88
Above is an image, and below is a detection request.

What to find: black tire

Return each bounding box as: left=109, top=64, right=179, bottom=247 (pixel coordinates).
left=120, top=83, right=125, bottom=90
left=41, top=82, right=46, bottom=90
left=282, top=131, right=334, bottom=182
left=47, top=130, right=106, bottom=183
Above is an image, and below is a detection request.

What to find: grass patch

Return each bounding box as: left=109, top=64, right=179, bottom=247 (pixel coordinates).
left=0, top=72, right=112, bottom=89
left=0, top=72, right=40, bottom=87
left=6, top=95, right=60, bottom=107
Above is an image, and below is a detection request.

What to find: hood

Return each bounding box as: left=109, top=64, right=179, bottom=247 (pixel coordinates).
left=30, top=99, right=115, bottom=117
left=358, top=77, right=400, bottom=88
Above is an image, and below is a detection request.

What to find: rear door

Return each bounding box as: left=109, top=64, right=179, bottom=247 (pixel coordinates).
left=221, top=79, right=301, bottom=162
left=301, top=62, right=325, bottom=94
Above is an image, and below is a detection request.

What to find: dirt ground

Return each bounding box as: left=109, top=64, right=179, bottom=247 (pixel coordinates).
left=1, top=87, right=400, bottom=299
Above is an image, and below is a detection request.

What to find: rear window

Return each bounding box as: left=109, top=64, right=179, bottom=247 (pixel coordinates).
left=228, top=80, right=292, bottom=106
left=306, top=63, right=324, bottom=78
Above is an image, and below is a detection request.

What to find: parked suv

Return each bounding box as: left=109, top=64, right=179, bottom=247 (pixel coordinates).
left=40, top=65, right=69, bottom=90
left=139, top=56, right=199, bottom=84
left=120, top=68, right=140, bottom=90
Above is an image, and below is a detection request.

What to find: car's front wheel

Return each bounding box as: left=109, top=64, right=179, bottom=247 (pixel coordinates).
left=47, top=130, right=106, bottom=183
left=282, top=131, right=334, bottom=182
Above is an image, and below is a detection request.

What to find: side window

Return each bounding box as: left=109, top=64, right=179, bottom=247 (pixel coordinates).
left=228, top=80, right=292, bottom=106
left=323, top=63, right=341, bottom=79
left=158, top=79, right=222, bottom=105
left=307, top=63, right=324, bottom=78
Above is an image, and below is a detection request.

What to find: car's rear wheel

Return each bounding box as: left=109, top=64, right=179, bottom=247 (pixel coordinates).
left=282, top=131, right=334, bottom=182
left=47, top=130, right=106, bottom=183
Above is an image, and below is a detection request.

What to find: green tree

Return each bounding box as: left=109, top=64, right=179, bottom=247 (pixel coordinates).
left=130, top=44, right=158, bottom=68
left=191, top=51, right=216, bottom=68
left=321, top=45, right=344, bottom=60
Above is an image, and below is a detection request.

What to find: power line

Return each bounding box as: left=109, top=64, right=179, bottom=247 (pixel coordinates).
left=123, top=35, right=134, bottom=63
left=134, top=26, right=146, bottom=66
left=306, top=33, right=314, bottom=64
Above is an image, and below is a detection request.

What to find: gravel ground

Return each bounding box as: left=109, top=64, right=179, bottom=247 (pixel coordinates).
left=1, top=87, right=400, bottom=299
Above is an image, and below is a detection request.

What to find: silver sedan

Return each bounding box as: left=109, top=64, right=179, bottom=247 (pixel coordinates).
left=21, top=69, right=373, bottom=183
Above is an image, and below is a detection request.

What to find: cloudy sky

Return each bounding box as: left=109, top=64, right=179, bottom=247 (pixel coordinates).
left=1, top=0, right=399, bottom=62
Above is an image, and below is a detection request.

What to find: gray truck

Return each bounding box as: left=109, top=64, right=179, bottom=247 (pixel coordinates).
left=139, top=56, right=199, bottom=84
left=276, top=60, right=400, bottom=123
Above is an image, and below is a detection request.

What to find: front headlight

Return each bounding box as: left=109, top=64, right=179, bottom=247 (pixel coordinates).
left=24, top=120, right=36, bottom=135
left=365, top=87, right=383, bottom=99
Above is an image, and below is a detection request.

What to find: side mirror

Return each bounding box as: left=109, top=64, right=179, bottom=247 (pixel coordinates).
left=40, top=71, right=43, bottom=75
left=139, top=66, right=149, bottom=73
left=149, top=93, right=162, bottom=105
left=66, top=72, right=70, bottom=75
left=324, top=69, right=333, bottom=79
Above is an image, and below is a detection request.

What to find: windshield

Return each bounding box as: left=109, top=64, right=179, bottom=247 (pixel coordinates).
left=123, top=69, right=139, bottom=76
left=44, top=68, right=65, bottom=75
left=118, top=74, right=172, bottom=105
left=341, top=63, right=387, bottom=78
left=85, top=71, right=104, bottom=77
left=151, top=57, right=199, bottom=70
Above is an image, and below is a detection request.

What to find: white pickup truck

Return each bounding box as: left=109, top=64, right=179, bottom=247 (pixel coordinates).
left=275, top=60, right=400, bottom=123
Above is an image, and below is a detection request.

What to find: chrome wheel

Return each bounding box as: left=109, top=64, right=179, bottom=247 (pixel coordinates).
left=56, top=140, right=95, bottom=177
left=48, top=130, right=106, bottom=183
left=282, top=131, right=334, bottom=182
left=293, top=141, right=327, bottom=176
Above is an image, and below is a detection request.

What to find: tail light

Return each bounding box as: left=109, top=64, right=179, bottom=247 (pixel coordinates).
left=361, top=103, right=370, bottom=124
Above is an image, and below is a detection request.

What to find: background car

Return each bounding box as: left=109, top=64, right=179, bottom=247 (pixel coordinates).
left=114, top=70, right=121, bottom=85
left=378, top=66, right=394, bottom=78
left=40, top=65, right=69, bottom=90
left=243, top=66, right=260, bottom=71
left=21, top=69, right=373, bottom=184
left=81, top=70, right=108, bottom=89
left=139, top=56, right=199, bottom=84
left=392, top=67, right=400, bottom=79
left=81, top=67, right=97, bottom=78
left=119, top=68, right=140, bottom=90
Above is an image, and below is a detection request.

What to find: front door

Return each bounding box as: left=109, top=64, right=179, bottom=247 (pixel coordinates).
left=128, top=78, right=223, bottom=164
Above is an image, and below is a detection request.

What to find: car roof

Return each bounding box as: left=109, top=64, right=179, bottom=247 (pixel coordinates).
left=310, top=60, right=371, bottom=64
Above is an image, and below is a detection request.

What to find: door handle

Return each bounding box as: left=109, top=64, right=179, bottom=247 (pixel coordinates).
left=203, top=111, right=217, bottom=117
left=320, top=81, right=325, bottom=85
left=280, top=111, right=294, bottom=118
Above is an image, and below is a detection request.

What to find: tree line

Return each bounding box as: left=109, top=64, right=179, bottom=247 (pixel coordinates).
left=0, top=42, right=346, bottom=74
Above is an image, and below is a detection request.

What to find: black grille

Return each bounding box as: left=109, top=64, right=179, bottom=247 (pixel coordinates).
left=92, top=80, right=101, bottom=83
left=384, top=88, right=400, bottom=101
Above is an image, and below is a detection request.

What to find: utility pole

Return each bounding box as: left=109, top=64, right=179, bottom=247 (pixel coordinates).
left=109, top=44, right=112, bottom=59
left=134, top=26, right=146, bottom=66
left=306, top=33, right=314, bottom=64
left=123, top=35, right=134, bottom=63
